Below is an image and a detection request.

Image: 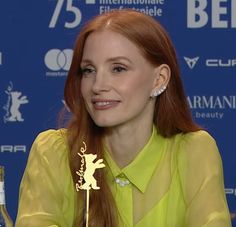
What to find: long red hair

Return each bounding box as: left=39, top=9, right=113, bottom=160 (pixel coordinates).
left=64, top=9, right=200, bottom=227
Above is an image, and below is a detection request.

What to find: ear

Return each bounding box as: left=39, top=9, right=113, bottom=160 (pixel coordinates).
left=150, top=64, right=171, bottom=97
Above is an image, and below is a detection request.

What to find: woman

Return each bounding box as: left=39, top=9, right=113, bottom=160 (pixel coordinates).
left=15, top=9, right=231, bottom=227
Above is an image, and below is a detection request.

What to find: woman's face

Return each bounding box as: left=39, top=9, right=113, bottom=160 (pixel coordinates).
left=80, top=30, right=159, bottom=128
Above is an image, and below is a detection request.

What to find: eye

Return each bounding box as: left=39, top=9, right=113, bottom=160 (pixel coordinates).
left=112, top=64, right=127, bottom=73
left=80, top=66, right=96, bottom=76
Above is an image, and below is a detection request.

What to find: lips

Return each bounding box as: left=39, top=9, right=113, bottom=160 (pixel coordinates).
left=92, top=99, right=120, bottom=110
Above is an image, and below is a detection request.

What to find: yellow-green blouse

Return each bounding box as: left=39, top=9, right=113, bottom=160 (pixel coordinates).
left=15, top=127, right=232, bottom=227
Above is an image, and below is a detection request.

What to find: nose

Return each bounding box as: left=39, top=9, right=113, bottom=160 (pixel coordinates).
left=92, top=70, right=110, bottom=94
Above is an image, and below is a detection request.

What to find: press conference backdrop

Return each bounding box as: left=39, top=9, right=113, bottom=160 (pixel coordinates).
left=0, top=0, right=235, bottom=224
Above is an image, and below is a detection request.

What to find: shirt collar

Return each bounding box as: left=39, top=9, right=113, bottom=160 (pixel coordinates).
left=104, top=126, right=165, bottom=193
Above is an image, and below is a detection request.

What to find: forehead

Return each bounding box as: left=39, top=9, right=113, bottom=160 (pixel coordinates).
left=82, top=29, right=144, bottom=60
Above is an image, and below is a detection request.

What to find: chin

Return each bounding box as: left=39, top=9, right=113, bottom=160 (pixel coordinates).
left=92, top=118, right=120, bottom=128
left=93, top=121, right=115, bottom=128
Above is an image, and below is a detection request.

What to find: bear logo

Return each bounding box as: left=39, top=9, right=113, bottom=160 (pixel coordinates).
left=3, top=82, right=29, bottom=123
left=80, top=154, right=105, bottom=190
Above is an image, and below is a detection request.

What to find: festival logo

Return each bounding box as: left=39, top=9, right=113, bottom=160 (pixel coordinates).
left=187, top=0, right=236, bottom=28
left=44, top=49, right=73, bottom=77
left=85, top=0, right=96, bottom=4
left=48, top=0, right=166, bottom=28
left=3, top=82, right=29, bottom=123
left=49, top=0, right=82, bottom=28
left=99, top=0, right=165, bottom=17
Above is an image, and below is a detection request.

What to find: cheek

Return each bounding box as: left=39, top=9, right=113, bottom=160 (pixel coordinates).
left=124, top=76, right=152, bottom=96
left=80, top=79, right=91, bottom=99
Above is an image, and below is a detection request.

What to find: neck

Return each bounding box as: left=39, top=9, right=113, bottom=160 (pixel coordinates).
left=105, top=121, right=153, bottom=168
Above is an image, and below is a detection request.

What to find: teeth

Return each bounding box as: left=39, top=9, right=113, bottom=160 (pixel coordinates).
left=95, top=101, right=110, bottom=106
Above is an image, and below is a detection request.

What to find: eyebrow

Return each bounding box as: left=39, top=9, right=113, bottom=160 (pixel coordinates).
left=81, top=56, right=133, bottom=65
left=106, top=56, right=133, bottom=63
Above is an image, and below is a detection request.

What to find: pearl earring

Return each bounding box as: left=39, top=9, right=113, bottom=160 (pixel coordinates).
left=152, top=86, right=166, bottom=97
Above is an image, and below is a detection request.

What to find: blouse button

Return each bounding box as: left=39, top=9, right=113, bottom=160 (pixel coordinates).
left=115, top=178, right=130, bottom=187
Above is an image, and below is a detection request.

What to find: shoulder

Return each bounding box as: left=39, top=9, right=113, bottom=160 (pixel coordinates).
left=28, top=128, right=69, bottom=163
left=181, top=130, right=216, bottom=146
left=179, top=130, right=219, bottom=161
left=167, top=130, right=218, bottom=158
left=177, top=130, right=223, bottom=180
left=34, top=128, right=68, bottom=145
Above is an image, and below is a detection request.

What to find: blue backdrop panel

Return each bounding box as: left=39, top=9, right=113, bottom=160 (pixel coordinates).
left=0, top=0, right=235, bottom=225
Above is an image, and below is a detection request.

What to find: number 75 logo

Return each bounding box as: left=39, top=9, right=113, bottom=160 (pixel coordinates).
left=49, top=0, right=82, bottom=28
